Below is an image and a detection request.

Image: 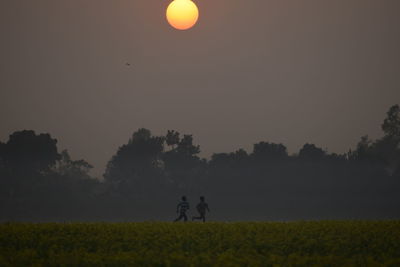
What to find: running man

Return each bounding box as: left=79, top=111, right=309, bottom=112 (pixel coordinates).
left=174, top=196, right=190, bottom=222
left=192, top=196, right=210, bottom=222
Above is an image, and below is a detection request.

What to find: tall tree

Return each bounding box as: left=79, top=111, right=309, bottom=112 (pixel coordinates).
left=56, top=150, right=93, bottom=180
left=299, top=143, right=326, bottom=161
left=252, top=142, right=288, bottom=161
left=165, top=130, right=180, bottom=150
left=353, top=105, right=400, bottom=174
left=104, top=129, right=165, bottom=196
left=163, top=133, right=203, bottom=189
left=382, top=104, right=400, bottom=138
left=1, top=130, right=60, bottom=174
left=0, top=141, right=5, bottom=168
left=377, top=105, right=400, bottom=174
left=350, top=135, right=373, bottom=162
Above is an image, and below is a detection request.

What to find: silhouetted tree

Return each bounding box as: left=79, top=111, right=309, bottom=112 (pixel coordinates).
left=176, top=135, right=200, bottom=156
left=104, top=128, right=165, bottom=196
left=0, top=130, right=101, bottom=221
left=1, top=104, right=400, bottom=221
left=352, top=136, right=372, bottom=160
left=1, top=130, right=60, bottom=174
left=382, top=104, right=400, bottom=138
left=252, top=142, right=288, bottom=161
left=356, top=105, right=400, bottom=175
left=165, top=130, right=180, bottom=150
left=0, top=141, right=9, bottom=201
left=0, top=141, right=5, bottom=168
left=210, top=149, right=249, bottom=170
left=299, top=143, right=326, bottom=161
left=208, top=149, right=250, bottom=192
left=0, top=131, right=60, bottom=208
left=163, top=133, right=204, bottom=190
left=56, top=150, right=93, bottom=180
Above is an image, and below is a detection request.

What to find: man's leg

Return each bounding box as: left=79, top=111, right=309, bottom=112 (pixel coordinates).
left=183, top=213, right=188, bottom=222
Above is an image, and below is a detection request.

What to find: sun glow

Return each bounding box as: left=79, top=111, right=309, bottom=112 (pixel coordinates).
left=166, top=0, right=199, bottom=30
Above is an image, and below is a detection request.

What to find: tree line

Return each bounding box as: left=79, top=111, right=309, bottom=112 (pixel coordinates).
left=1, top=105, right=399, bottom=221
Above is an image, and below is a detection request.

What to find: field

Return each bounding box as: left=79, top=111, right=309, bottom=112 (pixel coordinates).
left=1, top=221, right=400, bottom=266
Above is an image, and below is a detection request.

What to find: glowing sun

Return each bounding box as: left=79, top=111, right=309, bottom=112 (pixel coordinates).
left=166, top=0, right=199, bottom=30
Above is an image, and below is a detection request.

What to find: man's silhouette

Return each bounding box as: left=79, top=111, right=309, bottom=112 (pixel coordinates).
left=174, top=196, right=190, bottom=222
left=192, top=196, right=210, bottom=222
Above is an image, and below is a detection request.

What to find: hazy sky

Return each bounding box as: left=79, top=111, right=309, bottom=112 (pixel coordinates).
left=1, top=0, right=399, bottom=177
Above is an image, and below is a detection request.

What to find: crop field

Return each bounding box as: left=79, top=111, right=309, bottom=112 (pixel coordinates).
left=1, top=221, right=400, bottom=266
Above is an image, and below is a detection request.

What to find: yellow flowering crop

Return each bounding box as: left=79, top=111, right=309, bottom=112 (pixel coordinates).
left=1, top=221, right=400, bottom=266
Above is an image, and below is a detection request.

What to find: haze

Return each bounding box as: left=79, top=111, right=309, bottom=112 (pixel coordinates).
left=1, top=0, right=399, bottom=177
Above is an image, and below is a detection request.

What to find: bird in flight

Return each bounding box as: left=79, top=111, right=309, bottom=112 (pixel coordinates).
left=126, top=62, right=131, bottom=66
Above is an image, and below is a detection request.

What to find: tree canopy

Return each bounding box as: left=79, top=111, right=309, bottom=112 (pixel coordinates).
left=1, top=104, right=399, bottom=221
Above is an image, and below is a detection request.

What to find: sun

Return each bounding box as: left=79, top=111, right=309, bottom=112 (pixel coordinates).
left=166, top=0, right=199, bottom=30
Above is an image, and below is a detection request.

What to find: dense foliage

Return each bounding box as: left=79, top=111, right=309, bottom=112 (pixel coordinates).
left=0, top=105, right=399, bottom=221
left=1, top=221, right=400, bottom=266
